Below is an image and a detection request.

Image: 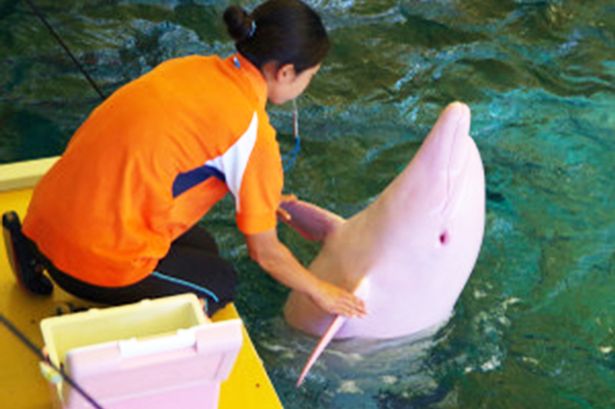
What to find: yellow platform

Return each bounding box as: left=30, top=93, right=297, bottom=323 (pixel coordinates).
left=0, top=158, right=283, bottom=409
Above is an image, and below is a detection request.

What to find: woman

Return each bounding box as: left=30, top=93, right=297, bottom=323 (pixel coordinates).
left=6, top=0, right=365, bottom=318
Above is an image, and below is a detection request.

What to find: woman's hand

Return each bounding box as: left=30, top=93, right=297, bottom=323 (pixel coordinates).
left=310, top=279, right=367, bottom=318
left=246, top=229, right=366, bottom=318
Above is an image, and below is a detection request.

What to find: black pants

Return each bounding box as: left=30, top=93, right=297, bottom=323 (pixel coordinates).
left=46, top=225, right=237, bottom=316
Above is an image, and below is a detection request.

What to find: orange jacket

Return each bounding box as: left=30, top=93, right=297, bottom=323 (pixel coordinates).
left=23, top=53, right=282, bottom=287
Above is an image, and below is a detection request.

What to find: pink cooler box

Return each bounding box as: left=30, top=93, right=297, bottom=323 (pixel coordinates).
left=40, top=294, right=243, bottom=409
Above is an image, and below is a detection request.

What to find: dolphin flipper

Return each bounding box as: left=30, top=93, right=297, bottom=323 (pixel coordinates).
left=296, top=315, right=347, bottom=386
left=280, top=200, right=345, bottom=241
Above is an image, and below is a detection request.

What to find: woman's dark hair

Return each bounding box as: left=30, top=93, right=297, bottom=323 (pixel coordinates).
left=223, top=0, right=330, bottom=74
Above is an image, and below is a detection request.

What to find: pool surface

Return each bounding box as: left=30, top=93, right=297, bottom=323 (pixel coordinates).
left=1, top=1, right=613, bottom=408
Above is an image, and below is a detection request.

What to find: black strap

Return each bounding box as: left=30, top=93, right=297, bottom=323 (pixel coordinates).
left=22, top=0, right=106, bottom=101
left=0, top=314, right=104, bottom=409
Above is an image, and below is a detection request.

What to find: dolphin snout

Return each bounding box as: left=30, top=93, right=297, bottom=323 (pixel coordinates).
left=445, top=101, right=471, bottom=119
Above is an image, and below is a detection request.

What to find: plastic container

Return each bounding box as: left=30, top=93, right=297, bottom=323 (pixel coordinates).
left=40, top=293, right=242, bottom=409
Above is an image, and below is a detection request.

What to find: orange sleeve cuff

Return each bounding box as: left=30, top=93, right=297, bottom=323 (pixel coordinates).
left=236, top=211, right=278, bottom=235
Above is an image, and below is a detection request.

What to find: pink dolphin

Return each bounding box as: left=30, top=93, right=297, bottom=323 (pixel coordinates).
left=280, top=102, right=486, bottom=385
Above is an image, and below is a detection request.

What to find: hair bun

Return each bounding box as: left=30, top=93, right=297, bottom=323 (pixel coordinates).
left=223, top=5, right=253, bottom=42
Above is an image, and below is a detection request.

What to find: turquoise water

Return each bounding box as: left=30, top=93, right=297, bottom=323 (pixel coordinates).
left=1, top=1, right=614, bottom=408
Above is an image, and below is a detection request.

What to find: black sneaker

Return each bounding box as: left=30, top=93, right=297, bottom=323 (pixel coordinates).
left=2, top=211, right=53, bottom=295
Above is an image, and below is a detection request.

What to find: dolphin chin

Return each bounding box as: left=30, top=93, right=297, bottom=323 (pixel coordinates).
left=282, top=102, right=486, bottom=385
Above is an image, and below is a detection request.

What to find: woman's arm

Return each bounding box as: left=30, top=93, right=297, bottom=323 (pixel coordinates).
left=245, top=228, right=365, bottom=317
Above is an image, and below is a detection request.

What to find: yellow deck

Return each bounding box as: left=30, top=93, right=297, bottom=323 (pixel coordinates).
left=0, top=159, right=282, bottom=408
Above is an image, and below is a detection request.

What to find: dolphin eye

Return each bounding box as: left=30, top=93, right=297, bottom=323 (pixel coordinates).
left=439, top=231, right=449, bottom=245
